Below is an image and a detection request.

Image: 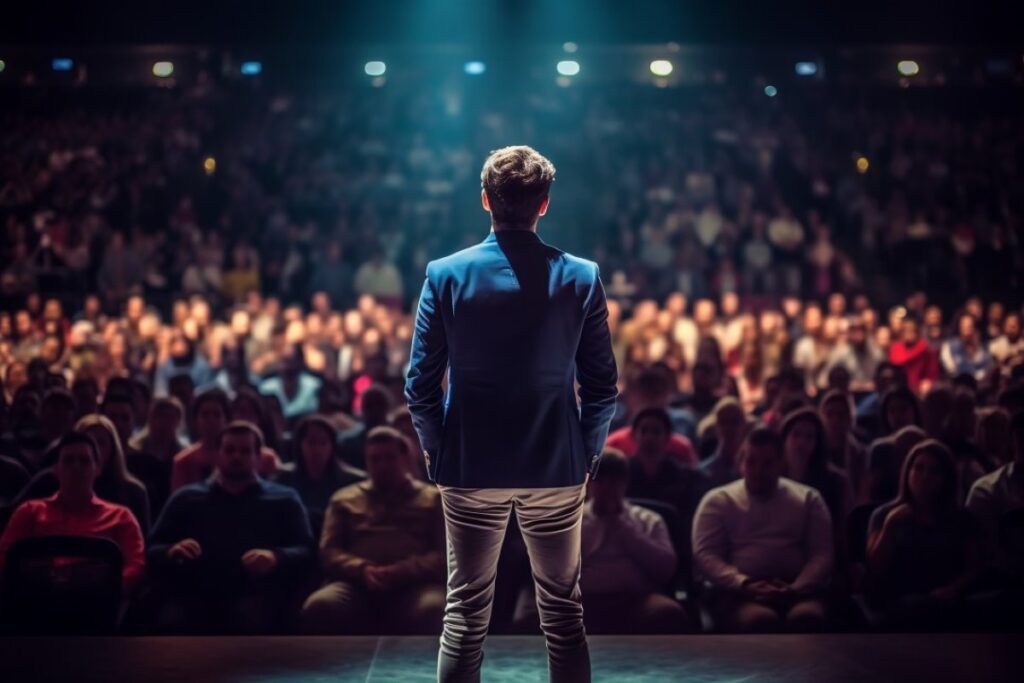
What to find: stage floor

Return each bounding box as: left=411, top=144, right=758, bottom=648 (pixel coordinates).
left=0, top=633, right=1016, bottom=682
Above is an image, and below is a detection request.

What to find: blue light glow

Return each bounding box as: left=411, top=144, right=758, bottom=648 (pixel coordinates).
left=795, top=61, right=818, bottom=76
left=240, top=61, right=262, bottom=76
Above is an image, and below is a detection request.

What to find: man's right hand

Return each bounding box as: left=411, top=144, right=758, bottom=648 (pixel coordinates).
left=167, top=538, right=203, bottom=563
left=742, top=578, right=793, bottom=602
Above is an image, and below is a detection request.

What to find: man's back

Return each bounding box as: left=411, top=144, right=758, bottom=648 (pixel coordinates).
left=404, top=228, right=618, bottom=488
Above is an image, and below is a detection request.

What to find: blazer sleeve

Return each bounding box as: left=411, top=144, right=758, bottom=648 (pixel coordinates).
left=403, top=264, right=449, bottom=462
left=575, top=264, right=619, bottom=478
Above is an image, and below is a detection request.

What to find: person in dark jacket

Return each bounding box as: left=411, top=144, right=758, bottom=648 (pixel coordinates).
left=148, top=420, right=314, bottom=634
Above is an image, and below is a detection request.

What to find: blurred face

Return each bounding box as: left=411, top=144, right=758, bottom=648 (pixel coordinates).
left=722, top=292, right=739, bottom=317
left=900, top=319, right=920, bottom=345
left=102, top=402, right=135, bottom=443
left=803, top=306, right=823, bottom=334
left=1004, top=315, right=1022, bottom=342
left=828, top=294, right=846, bottom=317
left=300, top=424, right=334, bottom=477
left=5, top=362, right=28, bottom=394
left=150, top=404, right=181, bottom=437
left=907, top=451, right=946, bottom=506
left=43, top=299, right=62, bottom=320
left=634, top=415, right=671, bottom=459
left=958, top=315, right=976, bottom=341
left=126, top=296, right=144, bottom=322
left=784, top=420, right=818, bottom=474
left=216, top=431, right=260, bottom=483
left=82, top=425, right=113, bottom=472
left=694, top=300, right=716, bottom=326
left=40, top=336, right=61, bottom=363
left=716, top=406, right=746, bottom=447
left=821, top=399, right=851, bottom=440
left=365, top=440, right=409, bottom=490
left=15, top=311, right=31, bottom=336
left=230, top=310, right=250, bottom=337
left=196, top=400, right=227, bottom=442
left=741, top=442, right=783, bottom=498
left=55, top=442, right=100, bottom=495
left=886, top=397, right=916, bottom=432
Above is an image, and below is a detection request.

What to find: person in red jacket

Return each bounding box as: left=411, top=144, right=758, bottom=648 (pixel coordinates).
left=889, top=318, right=939, bottom=395
left=0, top=431, right=145, bottom=594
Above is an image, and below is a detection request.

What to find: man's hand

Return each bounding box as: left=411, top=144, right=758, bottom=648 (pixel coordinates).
left=167, top=538, right=202, bottom=564
left=363, top=564, right=401, bottom=592
left=241, top=549, right=279, bottom=577
left=742, top=578, right=794, bottom=603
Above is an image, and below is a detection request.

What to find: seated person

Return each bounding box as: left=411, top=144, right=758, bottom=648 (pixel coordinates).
left=301, top=426, right=445, bottom=634
left=779, top=408, right=854, bottom=570
left=104, top=392, right=171, bottom=524
left=0, top=431, right=145, bottom=595
left=699, top=397, right=749, bottom=489
left=966, top=411, right=1024, bottom=576
left=606, top=366, right=697, bottom=465
left=626, top=407, right=709, bottom=519
left=15, top=414, right=151, bottom=534
left=170, top=389, right=277, bottom=492
left=274, top=414, right=366, bottom=536
left=579, top=449, right=689, bottom=633
left=866, top=439, right=983, bottom=629
left=692, top=426, right=834, bottom=633
left=148, top=421, right=315, bottom=634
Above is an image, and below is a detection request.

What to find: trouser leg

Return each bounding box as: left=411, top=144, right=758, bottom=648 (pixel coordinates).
left=436, top=486, right=513, bottom=683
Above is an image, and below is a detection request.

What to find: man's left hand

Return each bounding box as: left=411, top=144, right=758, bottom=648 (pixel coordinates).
left=241, top=549, right=279, bottom=577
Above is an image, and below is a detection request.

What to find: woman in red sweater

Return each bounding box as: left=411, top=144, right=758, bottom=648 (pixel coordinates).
left=890, top=318, right=940, bottom=395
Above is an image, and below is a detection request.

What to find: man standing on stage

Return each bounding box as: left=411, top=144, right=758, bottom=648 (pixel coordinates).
left=405, top=145, right=619, bottom=683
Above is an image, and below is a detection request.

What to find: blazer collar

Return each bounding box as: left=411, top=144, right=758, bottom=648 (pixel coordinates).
left=482, top=229, right=543, bottom=245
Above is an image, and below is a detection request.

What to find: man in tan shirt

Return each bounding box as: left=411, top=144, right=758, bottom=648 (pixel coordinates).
left=301, top=426, right=445, bottom=634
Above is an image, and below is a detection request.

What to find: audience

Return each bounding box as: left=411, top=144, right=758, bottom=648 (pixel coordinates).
left=15, top=414, right=151, bottom=534
left=274, top=414, right=366, bottom=535
left=169, top=389, right=278, bottom=492
left=698, top=397, right=748, bottom=488
left=625, top=408, right=709, bottom=520
left=0, top=431, right=145, bottom=594
left=579, top=449, right=690, bottom=633
left=865, top=440, right=983, bottom=629
left=301, top=426, right=445, bottom=634
left=693, top=427, right=834, bottom=632
left=1, top=79, right=1023, bottom=636
left=147, top=421, right=314, bottom=633
left=966, top=412, right=1024, bottom=576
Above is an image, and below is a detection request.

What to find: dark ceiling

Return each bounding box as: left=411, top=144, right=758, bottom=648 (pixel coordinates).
left=2, top=0, right=1021, bottom=46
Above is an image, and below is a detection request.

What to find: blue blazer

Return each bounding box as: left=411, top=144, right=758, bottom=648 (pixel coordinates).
left=404, top=229, right=619, bottom=488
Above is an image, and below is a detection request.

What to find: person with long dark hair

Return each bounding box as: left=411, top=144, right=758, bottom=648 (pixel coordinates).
left=865, top=439, right=983, bottom=629
left=274, top=414, right=365, bottom=534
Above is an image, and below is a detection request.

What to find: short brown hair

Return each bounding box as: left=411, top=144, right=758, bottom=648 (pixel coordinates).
left=480, top=145, right=555, bottom=228
left=215, top=419, right=264, bottom=453
left=365, top=425, right=409, bottom=455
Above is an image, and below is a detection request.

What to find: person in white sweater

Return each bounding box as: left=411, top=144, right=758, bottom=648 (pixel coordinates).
left=692, top=426, right=834, bottom=632
left=579, top=449, right=691, bottom=633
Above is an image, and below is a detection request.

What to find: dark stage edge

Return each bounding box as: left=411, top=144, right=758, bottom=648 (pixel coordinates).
left=0, top=634, right=1017, bottom=682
